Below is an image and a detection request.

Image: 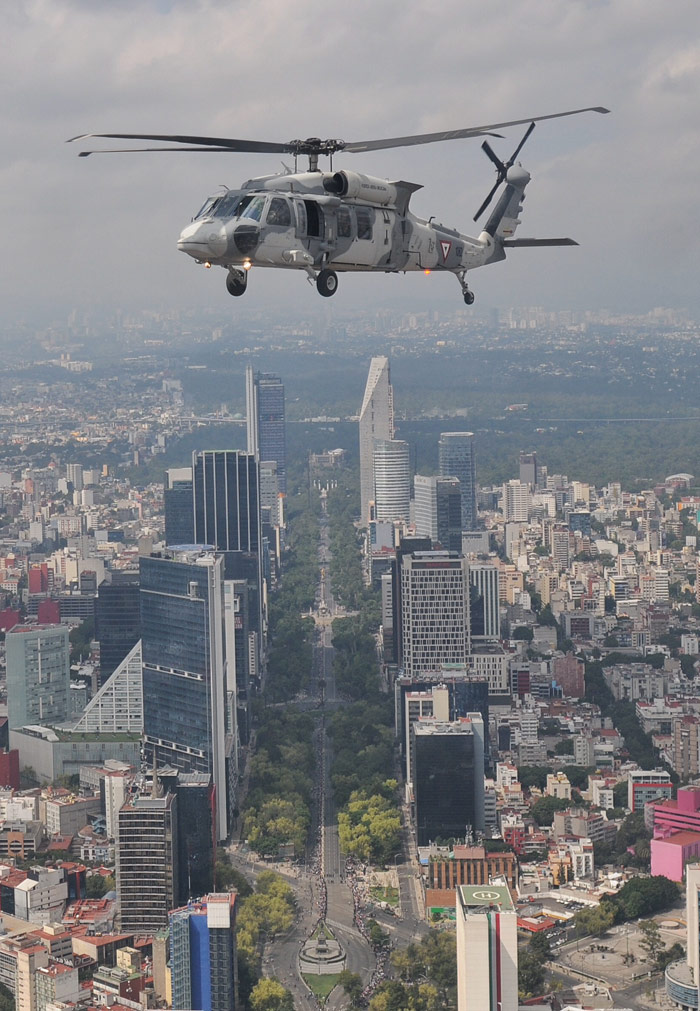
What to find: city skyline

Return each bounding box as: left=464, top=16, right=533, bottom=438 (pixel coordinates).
left=2, top=2, right=700, bottom=323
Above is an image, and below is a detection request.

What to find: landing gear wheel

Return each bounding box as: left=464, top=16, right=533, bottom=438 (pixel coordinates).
left=463, top=290, right=475, bottom=305
left=316, top=269, right=338, bottom=298
left=226, top=273, right=247, bottom=297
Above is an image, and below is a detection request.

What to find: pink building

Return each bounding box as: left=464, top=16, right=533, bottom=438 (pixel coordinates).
left=651, top=831, right=700, bottom=881
left=652, top=786, right=700, bottom=836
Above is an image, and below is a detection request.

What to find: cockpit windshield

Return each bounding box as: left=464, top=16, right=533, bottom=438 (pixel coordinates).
left=193, top=191, right=245, bottom=220
left=192, top=196, right=219, bottom=220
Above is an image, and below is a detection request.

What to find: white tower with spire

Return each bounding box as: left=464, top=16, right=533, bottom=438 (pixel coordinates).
left=358, top=356, right=394, bottom=525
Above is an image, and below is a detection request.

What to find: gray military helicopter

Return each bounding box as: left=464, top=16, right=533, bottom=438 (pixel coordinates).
left=69, top=106, right=608, bottom=304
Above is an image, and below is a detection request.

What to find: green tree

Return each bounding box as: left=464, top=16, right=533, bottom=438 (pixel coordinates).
left=338, top=970, right=363, bottom=1007
left=513, top=626, right=534, bottom=642
left=528, top=932, right=551, bottom=961
left=518, top=950, right=545, bottom=999
left=249, top=978, right=294, bottom=1011
left=575, top=903, right=615, bottom=937
left=530, top=795, right=571, bottom=827
left=638, top=919, right=665, bottom=966
left=86, top=873, right=114, bottom=898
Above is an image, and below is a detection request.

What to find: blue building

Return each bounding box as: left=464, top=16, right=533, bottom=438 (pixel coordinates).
left=170, top=893, right=238, bottom=1011
left=140, top=548, right=229, bottom=841
left=438, top=432, right=477, bottom=531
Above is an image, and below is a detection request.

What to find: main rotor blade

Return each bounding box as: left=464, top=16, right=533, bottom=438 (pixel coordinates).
left=67, top=132, right=292, bottom=154
left=342, top=106, right=609, bottom=154
left=77, top=146, right=253, bottom=157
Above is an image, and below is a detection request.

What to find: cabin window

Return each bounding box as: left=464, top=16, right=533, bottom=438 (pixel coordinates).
left=337, top=206, right=352, bottom=238
left=303, top=200, right=324, bottom=238
left=267, top=197, right=291, bottom=227
left=356, top=206, right=373, bottom=241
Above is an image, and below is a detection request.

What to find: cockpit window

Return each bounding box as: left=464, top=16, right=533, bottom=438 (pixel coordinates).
left=238, top=196, right=266, bottom=222
left=193, top=196, right=218, bottom=220
left=266, top=197, right=291, bottom=227
left=214, top=192, right=244, bottom=219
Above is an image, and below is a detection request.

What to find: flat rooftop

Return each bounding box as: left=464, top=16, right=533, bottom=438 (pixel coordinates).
left=457, top=884, right=514, bottom=912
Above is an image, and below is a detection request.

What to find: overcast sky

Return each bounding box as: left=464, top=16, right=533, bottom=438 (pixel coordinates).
left=2, top=0, right=700, bottom=326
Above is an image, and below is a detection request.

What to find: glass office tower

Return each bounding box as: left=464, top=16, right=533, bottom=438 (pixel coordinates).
left=140, top=549, right=228, bottom=841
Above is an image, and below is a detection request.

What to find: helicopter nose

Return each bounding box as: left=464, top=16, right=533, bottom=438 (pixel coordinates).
left=177, top=222, right=227, bottom=259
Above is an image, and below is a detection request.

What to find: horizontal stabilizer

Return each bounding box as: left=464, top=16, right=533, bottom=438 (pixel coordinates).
left=502, top=237, right=578, bottom=247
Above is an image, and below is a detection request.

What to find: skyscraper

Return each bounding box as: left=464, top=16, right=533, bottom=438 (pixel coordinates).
left=117, top=791, right=179, bottom=934
left=400, top=551, right=470, bottom=676
left=456, top=884, right=518, bottom=1011
left=373, top=439, right=410, bottom=523
left=6, top=624, right=70, bottom=729
left=411, top=715, right=485, bottom=845
left=519, top=451, right=538, bottom=490
left=140, top=548, right=229, bottom=840
left=438, top=432, right=477, bottom=530
left=245, top=368, right=286, bottom=493
left=170, top=893, right=238, bottom=1011
left=95, top=570, right=140, bottom=686
left=193, top=449, right=264, bottom=642
left=413, top=475, right=462, bottom=551
left=359, top=356, right=394, bottom=524
left=468, top=564, right=501, bottom=640
left=164, top=467, right=194, bottom=545
left=193, top=451, right=261, bottom=559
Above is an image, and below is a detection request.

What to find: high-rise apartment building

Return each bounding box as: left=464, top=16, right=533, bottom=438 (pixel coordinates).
left=438, top=433, right=477, bottom=530
left=66, top=463, right=83, bottom=493
left=140, top=549, right=229, bottom=840
left=95, top=570, right=140, bottom=686
left=400, top=551, right=470, bottom=676
left=164, top=467, right=194, bottom=545
left=245, top=368, right=286, bottom=492
left=468, top=564, right=500, bottom=640
left=411, top=716, right=485, bottom=845
left=456, top=884, right=518, bottom=1011
left=6, top=624, right=70, bottom=729
left=359, top=357, right=394, bottom=524
left=170, top=893, right=238, bottom=1011
left=373, top=440, right=410, bottom=523
left=502, top=479, right=529, bottom=522
left=413, top=475, right=462, bottom=551
left=117, top=792, right=179, bottom=933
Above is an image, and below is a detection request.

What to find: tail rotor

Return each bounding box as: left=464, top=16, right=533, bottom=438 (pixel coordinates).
left=473, top=121, right=536, bottom=222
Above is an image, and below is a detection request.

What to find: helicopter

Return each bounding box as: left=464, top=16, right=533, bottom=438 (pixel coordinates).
left=69, top=106, right=608, bottom=304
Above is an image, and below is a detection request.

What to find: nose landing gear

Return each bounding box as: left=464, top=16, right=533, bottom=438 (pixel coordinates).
left=226, top=267, right=248, bottom=297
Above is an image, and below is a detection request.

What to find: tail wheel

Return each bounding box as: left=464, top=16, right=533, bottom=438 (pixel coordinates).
left=316, top=269, right=338, bottom=298
left=226, top=272, right=247, bottom=297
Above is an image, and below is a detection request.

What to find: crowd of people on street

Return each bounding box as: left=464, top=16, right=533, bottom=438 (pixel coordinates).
left=346, top=857, right=391, bottom=1001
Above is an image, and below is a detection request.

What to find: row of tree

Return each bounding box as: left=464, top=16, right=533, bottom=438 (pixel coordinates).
left=337, top=781, right=402, bottom=866
left=264, top=494, right=318, bottom=702
left=243, top=708, right=315, bottom=858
